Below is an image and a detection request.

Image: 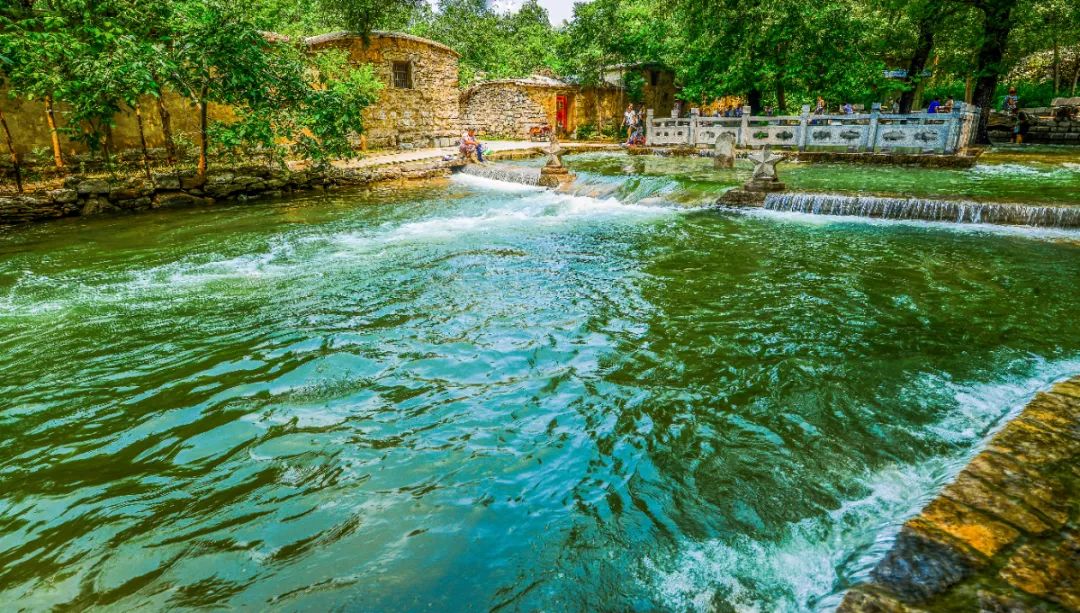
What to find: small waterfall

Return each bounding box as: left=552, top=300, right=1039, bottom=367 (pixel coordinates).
left=764, top=193, right=1080, bottom=228
left=459, top=164, right=541, bottom=186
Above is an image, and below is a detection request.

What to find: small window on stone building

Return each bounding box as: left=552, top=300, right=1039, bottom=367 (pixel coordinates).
left=650, top=70, right=659, bottom=86
left=392, top=61, right=413, bottom=89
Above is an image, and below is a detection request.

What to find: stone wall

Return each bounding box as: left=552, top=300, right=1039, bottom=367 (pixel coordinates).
left=839, top=375, right=1080, bottom=612
left=307, top=32, right=461, bottom=149
left=1025, top=118, right=1080, bottom=143
left=461, top=81, right=557, bottom=138
left=0, top=159, right=457, bottom=225
left=461, top=79, right=624, bottom=139
left=574, top=86, right=624, bottom=134
left=0, top=87, right=227, bottom=160
left=638, top=67, right=678, bottom=118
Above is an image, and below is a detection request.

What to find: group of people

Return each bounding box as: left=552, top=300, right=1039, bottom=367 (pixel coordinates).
left=622, top=105, right=646, bottom=146
left=459, top=128, right=485, bottom=163
left=926, top=96, right=956, bottom=113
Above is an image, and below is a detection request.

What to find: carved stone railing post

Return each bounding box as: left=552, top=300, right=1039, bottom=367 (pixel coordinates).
left=689, top=107, right=699, bottom=146
left=944, top=103, right=962, bottom=153
left=798, top=104, right=811, bottom=151
left=646, top=108, right=654, bottom=145
left=738, top=105, right=751, bottom=147
left=867, top=103, right=881, bottom=152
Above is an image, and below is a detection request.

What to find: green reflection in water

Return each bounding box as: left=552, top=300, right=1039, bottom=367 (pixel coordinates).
left=0, top=173, right=1079, bottom=611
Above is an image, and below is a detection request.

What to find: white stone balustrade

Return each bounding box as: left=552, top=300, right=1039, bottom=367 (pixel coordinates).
left=645, top=103, right=979, bottom=154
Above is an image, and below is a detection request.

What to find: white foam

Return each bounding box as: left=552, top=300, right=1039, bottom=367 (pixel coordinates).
left=643, top=358, right=1080, bottom=612
left=971, top=162, right=1080, bottom=177
left=450, top=172, right=545, bottom=193
left=736, top=207, right=1080, bottom=239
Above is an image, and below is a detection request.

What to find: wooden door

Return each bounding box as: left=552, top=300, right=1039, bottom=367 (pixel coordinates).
left=556, top=95, right=568, bottom=133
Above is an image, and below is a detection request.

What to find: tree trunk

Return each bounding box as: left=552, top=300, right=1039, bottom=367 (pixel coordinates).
left=0, top=107, right=23, bottom=193
left=134, top=103, right=152, bottom=181
left=964, top=75, right=974, bottom=104
left=155, top=91, right=177, bottom=166
left=899, top=11, right=937, bottom=114
left=971, top=0, right=1018, bottom=144
left=1052, top=39, right=1060, bottom=95
left=197, top=84, right=209, bottom=177
left=1072, top=46, right=1079, bottom=95
left=775, top=79, right=786, bottom=113
left=45, top=95, right=65, bottom=170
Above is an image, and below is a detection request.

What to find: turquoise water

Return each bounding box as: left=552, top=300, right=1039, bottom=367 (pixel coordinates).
left=1, top=173, right=1079, bottom=610
left=537, top=148, right=1080, bottom=206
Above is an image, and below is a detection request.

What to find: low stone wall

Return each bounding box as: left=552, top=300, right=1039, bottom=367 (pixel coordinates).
left=988, top=113, right=1080, bottom=144
left=1026, top=118, right=1080, bottom=143
left=839, top=376, right=1080, bottom=612
left=0, top=159, right=458, bottom=226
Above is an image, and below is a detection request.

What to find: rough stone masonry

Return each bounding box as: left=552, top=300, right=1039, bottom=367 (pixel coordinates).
left=839, top=375, right=1080, bottom=612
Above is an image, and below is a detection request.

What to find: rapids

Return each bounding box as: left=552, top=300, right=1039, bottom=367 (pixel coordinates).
left=1, top=158, right=1079, bottom=611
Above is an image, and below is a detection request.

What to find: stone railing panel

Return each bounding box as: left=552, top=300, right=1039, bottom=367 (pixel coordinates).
left=645, top=103, right=979, bottom=154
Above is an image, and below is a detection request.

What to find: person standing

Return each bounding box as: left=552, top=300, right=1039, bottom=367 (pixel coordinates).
left=623, top=104, right=637, bottom=145
left=1003, top=87, right=1019, bottom=116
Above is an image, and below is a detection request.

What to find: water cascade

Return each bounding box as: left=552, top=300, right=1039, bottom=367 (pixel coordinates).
left=459, top=164, right=542, bottom=186
left=764, top=192, right=1080, bottom=228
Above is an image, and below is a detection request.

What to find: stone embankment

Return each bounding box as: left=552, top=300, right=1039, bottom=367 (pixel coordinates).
left=0, top=158, right=460, bottom=226
left=839, top=376, right=1080, bottom=612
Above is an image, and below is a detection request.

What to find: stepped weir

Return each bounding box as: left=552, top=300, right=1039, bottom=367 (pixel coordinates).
left=763, top=193, right=1080, bottom=228
left=458, top=164, right=542, bottom=186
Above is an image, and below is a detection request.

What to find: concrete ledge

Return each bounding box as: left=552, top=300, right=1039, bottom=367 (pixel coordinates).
left=839, top=376, right=1080, bottom=612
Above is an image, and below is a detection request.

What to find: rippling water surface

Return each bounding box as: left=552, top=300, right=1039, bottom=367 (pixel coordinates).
left=1, top=170, right=1079, bottom=611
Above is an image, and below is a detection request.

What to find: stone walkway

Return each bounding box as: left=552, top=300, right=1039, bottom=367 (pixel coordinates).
left=839, top=376, right=1080, bottom=612
left=332, top=140, right=619, bottom=169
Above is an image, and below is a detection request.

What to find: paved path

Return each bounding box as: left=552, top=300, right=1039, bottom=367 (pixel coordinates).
left=332, top=140, right=619, bottom=169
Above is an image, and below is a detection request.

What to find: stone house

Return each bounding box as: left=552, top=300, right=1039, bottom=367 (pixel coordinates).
left=602, top=63, right=679, bottom=117
left=305, top=31, right=461, bottom=149
left=460, top=75, right=624, bottom=139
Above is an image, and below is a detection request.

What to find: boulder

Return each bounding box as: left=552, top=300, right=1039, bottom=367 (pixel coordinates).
left=76, top=179, right=111, bottom=196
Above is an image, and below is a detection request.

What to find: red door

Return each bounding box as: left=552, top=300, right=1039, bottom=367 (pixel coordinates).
left=556, top=95, right=568, bottom=133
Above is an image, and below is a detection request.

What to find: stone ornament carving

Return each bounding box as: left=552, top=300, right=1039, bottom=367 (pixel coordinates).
left=538, top=131, right=573, bottom=187
left=748, top=146, right=785, bottom=182
left=714, top=132, right=735, bottom=169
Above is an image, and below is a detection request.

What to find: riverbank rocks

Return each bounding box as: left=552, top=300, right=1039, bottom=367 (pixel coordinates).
left=839, top=376, right=1080, bottom=612
left=0, top=158, right=459, bottom=226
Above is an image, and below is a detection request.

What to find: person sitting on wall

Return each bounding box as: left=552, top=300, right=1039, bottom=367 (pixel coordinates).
left=814, top=97, right=826, bottom=115
left=842, top=102, right=854, bottom=114
left=942, top=96, right=955, bottom=113
left=927, top=97, right=941, bottom=113
left=459, top=129, right=481, bottom=163
left=470, top=129, right=485, bottom=162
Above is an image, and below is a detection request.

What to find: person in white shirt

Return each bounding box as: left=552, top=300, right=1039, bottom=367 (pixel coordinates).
left=623, top=104, right=637, bottom=145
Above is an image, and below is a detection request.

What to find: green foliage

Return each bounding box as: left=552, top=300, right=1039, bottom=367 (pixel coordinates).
left=574, top=123, right=596, bottom=140
left=290, top=51, right=383, bottom=165
left=410, top=0, right=559, bottom=85
left=624, top=71, right=644, bottom=104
